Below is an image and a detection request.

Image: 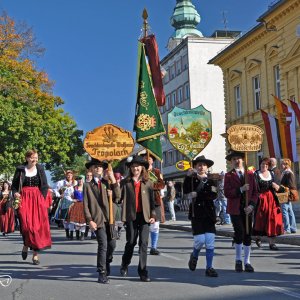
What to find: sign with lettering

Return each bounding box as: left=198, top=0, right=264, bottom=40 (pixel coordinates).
left=227, top=124, right=264, bottom=151
left=84, top=124, right=135, bottom=161
left=175, top=160, right=191, bottom=171
left=167, top=105, right=212, bottom=161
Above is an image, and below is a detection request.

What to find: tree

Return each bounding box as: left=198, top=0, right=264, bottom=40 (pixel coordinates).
left=0, top=12, right=84, bottom=177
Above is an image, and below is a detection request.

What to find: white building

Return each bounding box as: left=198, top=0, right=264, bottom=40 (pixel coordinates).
left=160, top=0, right=240, bottom=182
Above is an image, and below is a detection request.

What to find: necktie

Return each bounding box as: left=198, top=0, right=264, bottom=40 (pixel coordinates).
left=238, top=171, right=244, bottom=182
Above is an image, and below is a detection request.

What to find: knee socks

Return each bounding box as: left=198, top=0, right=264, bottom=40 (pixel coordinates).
left=206, top=248, right=214, bottom=269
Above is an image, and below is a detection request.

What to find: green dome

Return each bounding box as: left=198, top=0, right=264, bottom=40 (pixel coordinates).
left=170, top=0, right=203, bottom=38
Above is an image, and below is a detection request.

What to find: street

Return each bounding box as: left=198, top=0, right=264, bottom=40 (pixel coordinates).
left=0, top=224, right=300, bottom=300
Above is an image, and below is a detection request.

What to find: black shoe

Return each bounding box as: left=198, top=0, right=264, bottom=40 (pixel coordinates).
left=76, top=230, right=80, bottom=240
left=255, top=238, right=262, bottom=248
left=65, top=229, right=70, bottom=239
left=98, top=273, right=109, bottom=284
left=188, top=253, right=197, bottom=271
left=21, top=251, right=28, bottom=260
left=69, top=231, right=74, bottom=240
left=150, top=248, right=160, bottom=255
left=140, top=275, right=151, bottom=282
left=269, top=244, right=278, bottom=250
left=235, top=260, right=243, bottom=272
left=244, top=263, right=254, bottom=272
left=120, top=265, right=128, bottom=277
left=205, top=267, right=218, bottom=277
left=106, top=263, right=111, bottom=277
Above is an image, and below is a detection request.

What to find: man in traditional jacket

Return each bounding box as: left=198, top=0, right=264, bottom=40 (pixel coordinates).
left=224, top=150, right=258, bottom=273
left=84, top=158, right=120, bottom=284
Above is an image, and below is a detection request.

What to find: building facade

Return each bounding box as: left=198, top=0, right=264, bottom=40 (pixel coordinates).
left=159, top=0, right=237, bottom=184
left=209, top=0, right=300, bottom=177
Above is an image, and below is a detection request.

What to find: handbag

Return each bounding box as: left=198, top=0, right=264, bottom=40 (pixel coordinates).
left=276, top=186, right=289, bottom=204
left=289, top=189, right=299, bottom=202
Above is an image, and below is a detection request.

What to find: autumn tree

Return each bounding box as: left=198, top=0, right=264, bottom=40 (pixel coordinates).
left=0, top=12, right=84, bottom=178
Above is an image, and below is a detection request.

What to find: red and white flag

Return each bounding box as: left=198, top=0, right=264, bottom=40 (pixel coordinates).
left=260, top=109, right=282, bottom=159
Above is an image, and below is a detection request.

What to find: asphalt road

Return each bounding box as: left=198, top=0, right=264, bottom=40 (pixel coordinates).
left=0, top=226, right=300, bottom=300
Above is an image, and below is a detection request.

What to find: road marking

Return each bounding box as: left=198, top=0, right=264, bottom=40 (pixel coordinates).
left=259, top=285, right=300, bottom=299
left=160, top=252, right=184, bottom=261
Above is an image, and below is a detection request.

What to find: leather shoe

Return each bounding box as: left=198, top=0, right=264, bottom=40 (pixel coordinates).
left=98, top=273, right=109, bottom=284
left=255, top=238, right=262, bottom=248
left=140, top=275, right=151, bottom=282
left=235, top=260, right=243, bottom=272
left=120, top=265, right=128, bottom=277
left=188, top=253, right=197, bottom=271
left=244, top=263, right=254, bottom=272
left=21, top=251, right=28, bottom=260
left=269, top=244, right=278, bottom=251
left=149, top=248, right=160, bottom=255
left=205, top=267, right=218, bottom=277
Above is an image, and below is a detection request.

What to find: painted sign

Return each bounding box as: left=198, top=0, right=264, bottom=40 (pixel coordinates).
left=84, top=124, right=135, bottom=161
left=227, top=124, right=264, bottom=152
left=168, top=105, right=212, bottom=161
left=175, top=160, right=191, bottom=171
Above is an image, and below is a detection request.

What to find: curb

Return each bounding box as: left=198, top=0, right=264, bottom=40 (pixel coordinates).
left=161, top=224, right=300, bottom=246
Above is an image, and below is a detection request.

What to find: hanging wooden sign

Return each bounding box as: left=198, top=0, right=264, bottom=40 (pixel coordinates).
left=227, top=124, right=264, bottom=152
left=84, top=123, right=135, bottom=161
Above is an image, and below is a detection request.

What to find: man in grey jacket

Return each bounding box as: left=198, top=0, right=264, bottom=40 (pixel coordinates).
left=84, top=158, right=120, bottom=284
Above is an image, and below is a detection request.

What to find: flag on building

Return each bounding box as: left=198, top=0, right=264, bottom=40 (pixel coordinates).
left=288, top=99, right=300, bottom=126
left=141, top=34, right=165, bottom=106
left=260, top=109, right=282, bottom=158
left=273, top=95, right=298, bottom=162
left=134, top=41, right=165, bottom=161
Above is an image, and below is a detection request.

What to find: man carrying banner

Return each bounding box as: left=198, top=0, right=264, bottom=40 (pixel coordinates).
left=83, top=158, right=120, bottom=284
left=224, top=150, right=258, bottom=273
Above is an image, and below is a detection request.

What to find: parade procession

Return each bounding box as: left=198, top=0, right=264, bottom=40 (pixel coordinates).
left=0, top=1, right=300, bottom=299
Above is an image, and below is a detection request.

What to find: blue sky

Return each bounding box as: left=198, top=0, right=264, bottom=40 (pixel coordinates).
left=1, top=0, right=275, bottom=137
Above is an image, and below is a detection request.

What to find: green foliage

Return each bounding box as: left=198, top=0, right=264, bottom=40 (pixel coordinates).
left=186, top=121, right=206, bottom=141
left=0, top=12, right=83, bottom=177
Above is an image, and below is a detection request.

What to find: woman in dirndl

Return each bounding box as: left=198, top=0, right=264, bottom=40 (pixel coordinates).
left=0, top=181, right=15, bottom=236
left=11, top=149, right=52, bottom=265
left=68, top=175, right=86, bottom=240
left=253, top=158, right=283, bottom=250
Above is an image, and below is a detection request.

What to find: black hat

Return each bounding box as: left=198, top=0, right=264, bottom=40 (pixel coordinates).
left=225, top=149, right=245, bottom=161
left=192, top=155, right=214, bottom=168
left=85, top=158, right=108, bottom=170
left=139, top=152, right=156, bottom=162
left=126, top=155, right=149, bottom=169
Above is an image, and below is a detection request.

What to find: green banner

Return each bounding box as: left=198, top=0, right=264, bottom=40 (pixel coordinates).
left=133, top=42, right=165, bottom=161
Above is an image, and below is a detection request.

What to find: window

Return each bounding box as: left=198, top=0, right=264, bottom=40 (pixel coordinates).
left=182, top=54, right=188, bottom=70
left=274, top=65, right=281, bottom=98
left=168, top=151, right=173, bottom=166
left=170, top=64, right=175, bottom=80
left=253, top=76, right=261, bottom=110
left=177, top=87, right=183, bottom=104
left=163, top=152, right=167, bottom=167
left=184, top=83, right=190, bottom=100
left=176, top=59, right=182, bottom=75
left=234, top=85, right=242, bottom=117
left=163, top=69, right=169, bottom=84
left=172, top=91, right=176, bottom=107
left=166, top=95, right=171, bottom=111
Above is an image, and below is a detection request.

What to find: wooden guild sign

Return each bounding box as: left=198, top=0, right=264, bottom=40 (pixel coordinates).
left=227, top=124, right=264, bottom=152
left=84, top=124, right=135, bottom=161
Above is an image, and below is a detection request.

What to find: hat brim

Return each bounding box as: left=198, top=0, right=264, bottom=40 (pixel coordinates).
left=126, top=160, right=149, bottom=170
left=225, top=152, right=245, bottom=161
left=192, top=159, right=214, bottom=168
left=85, top=161, right=108, bottom=170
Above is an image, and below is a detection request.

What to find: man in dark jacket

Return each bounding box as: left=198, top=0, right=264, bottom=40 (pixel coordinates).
left=83, top=158, right=120, bottom=284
